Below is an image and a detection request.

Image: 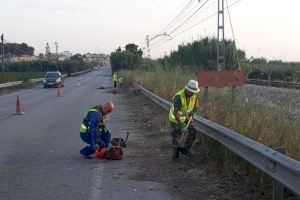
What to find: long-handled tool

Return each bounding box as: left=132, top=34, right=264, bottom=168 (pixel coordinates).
left=178, top=116, right=192, bottom=148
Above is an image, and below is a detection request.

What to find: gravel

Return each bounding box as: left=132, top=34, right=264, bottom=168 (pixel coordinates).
left=234, top=84, right=300, bottom=118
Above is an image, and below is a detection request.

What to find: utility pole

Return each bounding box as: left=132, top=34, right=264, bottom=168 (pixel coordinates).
left=1, top=34, right=4, bottom=83
left=146, top=35, right=150, bottom=59
left=54, top=42, right=59, bottom=71
left=217, top=0, right=225, bottom=71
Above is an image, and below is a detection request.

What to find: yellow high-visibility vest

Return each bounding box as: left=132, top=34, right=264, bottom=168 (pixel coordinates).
left=112, top=73, right=118, bottom=81
left=168, top=89, right=197, bottom=124
left=80, top=108, right=98, bottom=133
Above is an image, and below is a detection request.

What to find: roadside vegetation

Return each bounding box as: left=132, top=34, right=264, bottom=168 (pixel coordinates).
left=1, top=54, right=91, bottom=83
left=111, top=37, right=300, bottom=162
left=120, top=67, right=299, bottom=199
left=111, top=37, right=300, bottom=83
left=1, top=72, right=44, bottom=82
left=247, top=58, right=300, bottom=82
left=112, top=37, right=300, bottom=198
left=120, top=68, right=300, bottom=160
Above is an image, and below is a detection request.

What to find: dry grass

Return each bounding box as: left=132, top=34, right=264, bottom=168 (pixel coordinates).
left=120, top=68, right=300, bottom=161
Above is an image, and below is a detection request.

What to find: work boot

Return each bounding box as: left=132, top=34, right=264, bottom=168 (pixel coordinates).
left=172, top=148, right=180, bottom=161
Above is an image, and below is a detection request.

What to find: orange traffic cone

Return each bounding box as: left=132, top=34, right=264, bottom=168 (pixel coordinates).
left=15, top=95, right=25, bottom=115
left=57, top=83, right=62, bottom=97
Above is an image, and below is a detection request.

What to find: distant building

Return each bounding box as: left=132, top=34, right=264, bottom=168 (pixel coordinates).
left=59, top=51, right=73, bottom=61
left=83, top=53, right=110, bottom=67
left=8, top=55, right=38, bottom=62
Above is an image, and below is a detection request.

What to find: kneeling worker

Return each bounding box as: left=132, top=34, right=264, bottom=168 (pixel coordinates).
left=80, top=101, right=115, bottom=159
left=168, top=80, right=200, bottom=160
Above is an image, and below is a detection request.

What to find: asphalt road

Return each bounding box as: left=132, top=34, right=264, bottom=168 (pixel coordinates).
left=0, top=69, right=171, bottom=200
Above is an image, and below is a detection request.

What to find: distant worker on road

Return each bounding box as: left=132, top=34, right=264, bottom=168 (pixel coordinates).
left=80, top=101, right=115, bottom=159
left=112, top=72, right=118, bottom=88
left=168, top=80, right=200, bottom=160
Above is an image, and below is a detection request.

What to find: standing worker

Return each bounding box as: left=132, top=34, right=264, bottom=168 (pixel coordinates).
left=112, top=72, right=118, bottom=88
left=168, top=80, right=200, bottom=160
left=80, top=101, right=115, bottom=159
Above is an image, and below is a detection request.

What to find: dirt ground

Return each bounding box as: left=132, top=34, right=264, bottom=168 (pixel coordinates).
left=113, top=84, right=258, bottom=200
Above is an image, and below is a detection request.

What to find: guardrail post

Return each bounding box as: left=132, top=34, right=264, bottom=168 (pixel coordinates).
left=273, top=147, right=285, bottom=200
left=204, top=87, right=208, bottom=102
left=231, top=86, right=236, bottom=104
left=203, top=87, right=209, bottom=118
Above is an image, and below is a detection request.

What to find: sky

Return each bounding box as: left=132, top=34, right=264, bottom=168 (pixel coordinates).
left=0, top=0, right=300, bottom=61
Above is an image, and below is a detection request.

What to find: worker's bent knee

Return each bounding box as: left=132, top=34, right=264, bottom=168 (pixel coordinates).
left=80, top=132, right=92, bottom=144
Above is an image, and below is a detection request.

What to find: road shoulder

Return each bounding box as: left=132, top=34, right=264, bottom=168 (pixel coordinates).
left=102, top=84, right=256, bottom=200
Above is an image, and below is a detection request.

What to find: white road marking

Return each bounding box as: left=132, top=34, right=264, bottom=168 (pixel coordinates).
left=88, top=165, right=105, bottom=200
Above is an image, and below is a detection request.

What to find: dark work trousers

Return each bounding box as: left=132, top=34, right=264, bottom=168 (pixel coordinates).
left=170, top=122, right=196, bottom=155
left=80, top=129, right=111, bottom=156
left=113, top=81, right=117, bottom=88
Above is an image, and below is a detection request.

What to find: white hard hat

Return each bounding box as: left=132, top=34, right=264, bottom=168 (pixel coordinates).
left=185, top=80, right=200, bottom=93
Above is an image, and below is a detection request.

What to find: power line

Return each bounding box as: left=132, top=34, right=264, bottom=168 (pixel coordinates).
left=151, top=0, right=243, bottom=50
left=151, top=0, right=215, bottom=50
left=169, top=0, right=211, bottom=35
left=151, top=0, right=214, bottom=50
left=171, top=0, right=216, bottom=37
left=150, top=38, right=172, bottom=50
left=150, top=37, right=170, bottom=47
left=168, top=0, right=211, bottom=32
left=153, top=0, right=195, bottom=39
left=173, top=12, right=216, bottom=38
left=225, top=0, right=248, bottom=102
left=225, top=0, right=240, bottom=70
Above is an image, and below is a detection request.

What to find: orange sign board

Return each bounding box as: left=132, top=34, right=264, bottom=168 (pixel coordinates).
left=197, top=71, right=245, bottom=87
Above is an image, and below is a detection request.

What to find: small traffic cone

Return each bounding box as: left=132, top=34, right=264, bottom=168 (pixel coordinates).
left=57, top=83, right=62, bottom=97
left=15, top=95, right=25, bottom=115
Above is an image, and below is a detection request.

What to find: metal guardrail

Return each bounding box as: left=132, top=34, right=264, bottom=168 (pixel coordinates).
left=136, top=84, right=300, bottom=196
left=70, top=69, right=92, bottom=76
left=246, top=79, right=300, bottom=89
left=0, top=81, right=23, bottom=88
left=29, top=78, right=43, bottom=83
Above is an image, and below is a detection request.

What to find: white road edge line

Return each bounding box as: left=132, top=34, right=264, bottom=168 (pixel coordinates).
left=88, top=165, right=105, bottom=200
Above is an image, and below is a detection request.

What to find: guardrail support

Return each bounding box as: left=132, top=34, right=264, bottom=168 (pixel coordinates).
left=204, top=87, right=208, bottom=102
left=273, top=147, right=285, bottom=200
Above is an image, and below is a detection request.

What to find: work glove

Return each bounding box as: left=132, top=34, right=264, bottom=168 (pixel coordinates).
left=95, top=149, right=101, bottom=159
left=95, top=147, right=108, bottom=159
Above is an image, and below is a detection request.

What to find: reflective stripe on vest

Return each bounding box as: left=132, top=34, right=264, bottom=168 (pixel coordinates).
left=168, top=89, right=197, bottom=124
left=80, top=108, right=98, bottom=133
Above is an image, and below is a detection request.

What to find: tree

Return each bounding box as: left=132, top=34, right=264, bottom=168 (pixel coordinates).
left=160, top=37, right=246, bottom=71
left=39, top=53, right=44, bottom=59
left=0, top=42, right=34, bottom=57
left=110, top=43, right=143, bottom=72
